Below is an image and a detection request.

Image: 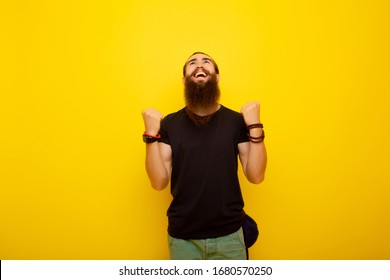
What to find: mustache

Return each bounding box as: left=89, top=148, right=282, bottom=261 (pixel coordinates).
left=190, top=67, right=211, bottom=77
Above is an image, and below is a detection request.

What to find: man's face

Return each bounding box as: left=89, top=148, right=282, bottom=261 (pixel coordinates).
left=183, top=53, right=220, bottom=84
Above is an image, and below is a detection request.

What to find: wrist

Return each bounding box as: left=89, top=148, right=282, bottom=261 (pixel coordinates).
left=248, top=128, right=263, bottom=138
left=247, top=123, right=265, bottom=143
left=143, top=132, right=161, bottom=144
left=144, top=131, right=160, bottom=137
left=247, top=123, right=263, bottom=129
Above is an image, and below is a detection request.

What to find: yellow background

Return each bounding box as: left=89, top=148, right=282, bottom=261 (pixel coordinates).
left=1, top=0, right=389, bottom=259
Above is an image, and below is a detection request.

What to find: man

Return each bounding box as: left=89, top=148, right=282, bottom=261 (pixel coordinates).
left=141, top=52, right=267, bottom=260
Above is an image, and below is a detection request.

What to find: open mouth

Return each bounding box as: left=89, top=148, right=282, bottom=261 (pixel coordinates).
left=192, top=69, right=209, bottom=79
left=195, top=72, right=207, bottom=78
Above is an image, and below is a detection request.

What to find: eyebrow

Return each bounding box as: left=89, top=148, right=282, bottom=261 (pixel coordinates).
left=187, top=57, right=212, bottom=65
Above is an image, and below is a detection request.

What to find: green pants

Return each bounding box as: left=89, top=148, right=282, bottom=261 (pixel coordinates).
left=168, top=227, right=247, bottom=260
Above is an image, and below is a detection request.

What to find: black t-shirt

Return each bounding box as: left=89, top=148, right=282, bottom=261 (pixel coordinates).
left=159, top=105, right=249, bottom=239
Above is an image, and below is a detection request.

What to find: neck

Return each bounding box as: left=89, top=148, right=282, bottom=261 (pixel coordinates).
left=187, top=103, right=221, bottom=116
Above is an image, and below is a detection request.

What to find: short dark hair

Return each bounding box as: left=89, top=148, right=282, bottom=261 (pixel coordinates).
left=182, top=52, right=220, bottom=76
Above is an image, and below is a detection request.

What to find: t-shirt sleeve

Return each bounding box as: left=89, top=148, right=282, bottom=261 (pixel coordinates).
left=237, top=115, right=250, bottom=144
left=158, top=117, right=170, bottom=145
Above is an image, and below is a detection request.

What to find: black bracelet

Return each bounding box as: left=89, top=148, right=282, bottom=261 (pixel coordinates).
left=143, top=132, right=161, bottom=138
left=142, top=132, right=161, bottom=144
left=247, top=123, right=263, bottom=130
left=247, top=130, right=265, bottom=143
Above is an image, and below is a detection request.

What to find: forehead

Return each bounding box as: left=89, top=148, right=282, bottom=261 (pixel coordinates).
left=186, top=53, right=213, bottom=64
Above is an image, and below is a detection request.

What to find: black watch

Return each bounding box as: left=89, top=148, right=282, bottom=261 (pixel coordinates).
left=143, top=134, right=160, bottom=144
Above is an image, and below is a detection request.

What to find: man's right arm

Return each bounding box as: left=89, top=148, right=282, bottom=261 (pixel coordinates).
left=145, top=141, right=172, bottom=190
left=142, top=108, right=172, bottom=191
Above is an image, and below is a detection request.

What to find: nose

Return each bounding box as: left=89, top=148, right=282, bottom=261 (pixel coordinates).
left=195, top=60, right=202, bottom=67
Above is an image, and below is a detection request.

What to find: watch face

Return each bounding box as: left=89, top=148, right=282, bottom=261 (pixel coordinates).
left=143, top=134, right=158, bottom=143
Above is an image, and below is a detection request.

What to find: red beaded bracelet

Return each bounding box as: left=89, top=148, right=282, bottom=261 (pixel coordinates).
left=143, top=132, right=161, bottom=138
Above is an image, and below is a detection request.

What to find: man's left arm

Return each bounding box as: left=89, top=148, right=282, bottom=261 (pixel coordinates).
left=238, top=101, right=267, bottom=184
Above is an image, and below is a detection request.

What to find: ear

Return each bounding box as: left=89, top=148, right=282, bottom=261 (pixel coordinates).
left=182, top=76, right=186, bottom=84
left=216, top=74, right=220, bottom=82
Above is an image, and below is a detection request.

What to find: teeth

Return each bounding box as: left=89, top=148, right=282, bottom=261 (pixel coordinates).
left=195, top=72, right=206, bottom=77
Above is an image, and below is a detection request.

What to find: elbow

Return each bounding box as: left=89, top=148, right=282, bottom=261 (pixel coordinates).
left=146, top=167, right=170, bottom=191
left=150, top=178, right=169, bottom=191
left=248, top=173, right=265, bottom=185
left=152, top=184, right=168, bottom=191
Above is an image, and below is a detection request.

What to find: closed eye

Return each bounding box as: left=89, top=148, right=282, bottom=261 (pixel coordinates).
left=187, top=59, right=197, bottom=66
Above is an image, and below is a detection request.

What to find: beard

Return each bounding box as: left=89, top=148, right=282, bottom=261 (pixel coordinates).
left=184, top=73, right=221, bottom=126
left=184, top=72, right=220, bottom=110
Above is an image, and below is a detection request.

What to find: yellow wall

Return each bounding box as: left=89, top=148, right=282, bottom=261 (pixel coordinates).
left=1, top=0, right=389, bottom=259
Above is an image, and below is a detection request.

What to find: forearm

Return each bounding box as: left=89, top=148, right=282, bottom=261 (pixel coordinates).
left=145, top=142, right=170, bottom=191
left=245, top=127, right=267, bottom=184
left=245, top=141, right=267, bottom=184
left=239, top=101, right=267, bottom=183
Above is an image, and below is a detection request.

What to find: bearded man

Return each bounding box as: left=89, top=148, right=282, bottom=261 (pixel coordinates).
left=141, top=52, right=267, bottom=260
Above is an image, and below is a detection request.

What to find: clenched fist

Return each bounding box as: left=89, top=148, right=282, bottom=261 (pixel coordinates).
left=240, top=101, right=261, bottom=126
left=141, top=108, right=163, bottom=135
